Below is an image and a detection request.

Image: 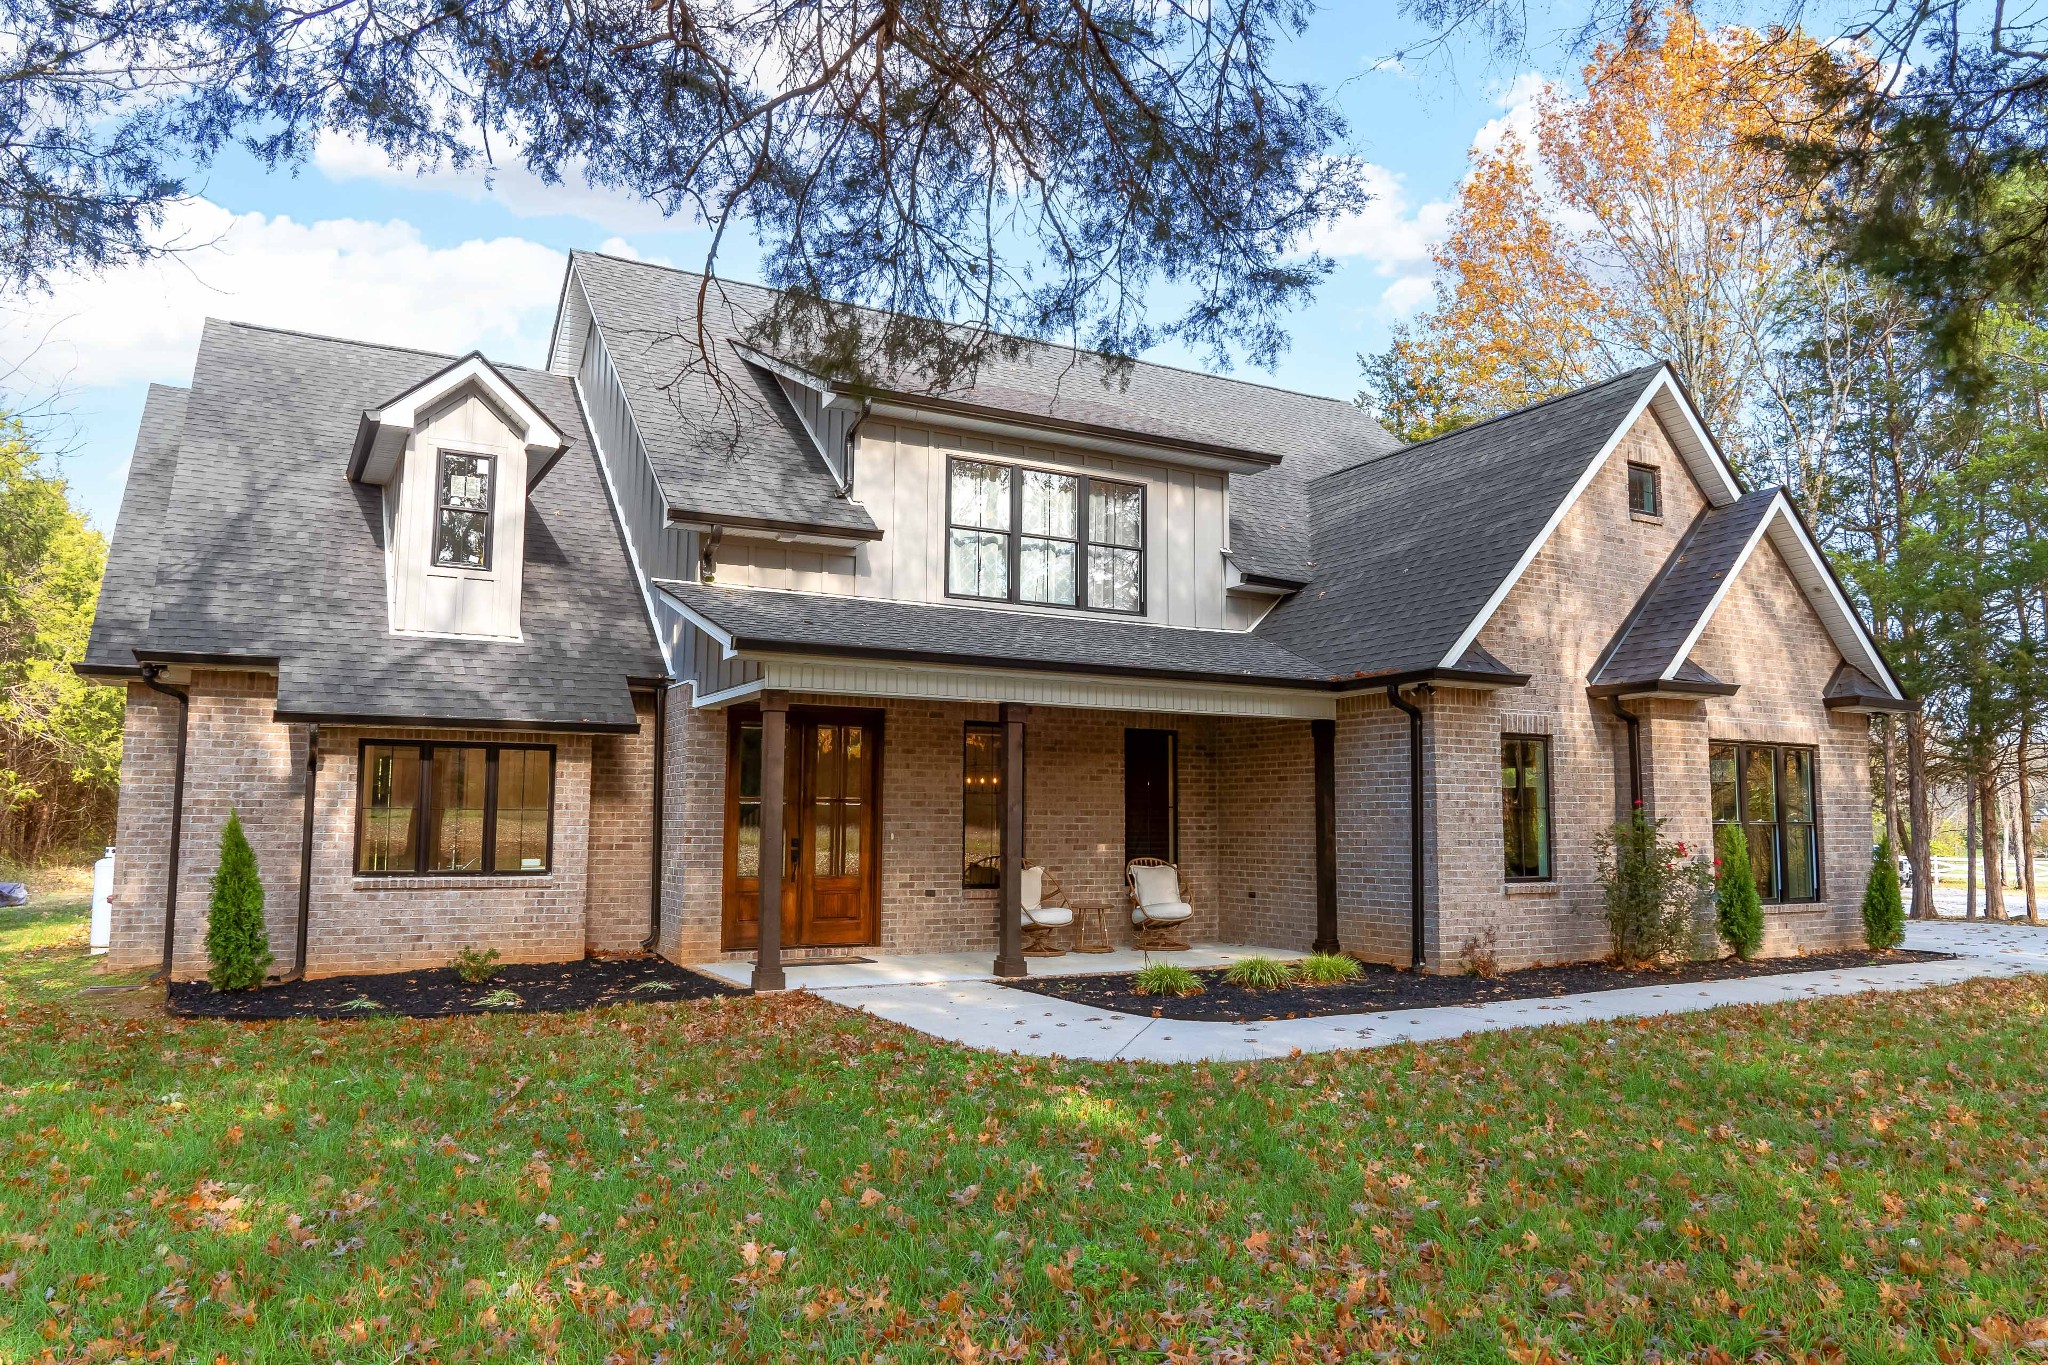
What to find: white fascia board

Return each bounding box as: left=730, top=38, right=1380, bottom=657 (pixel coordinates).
left=652, top=583, right=739, bottom=657
left=1643, top=369, right=1744, bottom=506
left=689, top=677, right=766, bottom=708
left=360, top=354, right=567, bottom=484
left=1435, top=373, right=1665, bottom=669
left=1765, top=505, right=1905, bottom=698
left=1657, top=491, right=1784, bottom=680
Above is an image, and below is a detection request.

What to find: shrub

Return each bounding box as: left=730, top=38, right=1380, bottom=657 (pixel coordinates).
left=1222, top=956, right=1297, bottom=990
left=1132, top=963, right=1203, bottom=997
left=1596, top=808, right=1714, bottom=968
left=1713, top=822, right=1765, bottom=960
left=204, top=809, right=271, bottom=990
left=1297, top=952, right=1362, bottom=985
left=1458, top=929, right=1502, bottom=979
left=1863, top=834, right=1906, bottom=950
left=452, top=946, right=502, bottom=984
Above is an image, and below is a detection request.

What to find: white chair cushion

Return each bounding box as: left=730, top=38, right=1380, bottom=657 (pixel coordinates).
left=1023, top=904, right=1073, bottom=928
left=1020, top=864, right=1043, bottom=913
left=1129, top=864, right=1182, bottom=907
left=1132, top=900, right=1193, bottom=925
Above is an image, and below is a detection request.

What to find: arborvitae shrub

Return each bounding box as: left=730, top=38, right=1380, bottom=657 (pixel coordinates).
left=204, top=809, right=271, bottom=990
left=1714, top=822, right=1764, bottom=960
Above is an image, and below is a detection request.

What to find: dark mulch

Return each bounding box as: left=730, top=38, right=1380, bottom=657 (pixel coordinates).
left=1009, top=947, right=1957, bottom=1023
left=167, top=955, right=743, bottom=1020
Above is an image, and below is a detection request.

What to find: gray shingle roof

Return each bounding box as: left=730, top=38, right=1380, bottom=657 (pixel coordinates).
left=97, top=320, right=664, bottom=730
left=81, top=383, right=187, bottom=676
left=1591, top=489, right=1779, bottom=688
left=1253, top=365, right=1668, bottom=678
left=660, top=581, right=1335, bottom=686
left=567, top=251, right=1401, bottom=580
left=1824, top=661, right=1913, bottom=711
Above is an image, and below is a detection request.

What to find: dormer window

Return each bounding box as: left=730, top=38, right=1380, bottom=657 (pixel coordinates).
left=946, top=456, right=1145, bottom=613
left=435, top=451, right=495, bottom=569
left=1627, top=462, right=1661, bottom=518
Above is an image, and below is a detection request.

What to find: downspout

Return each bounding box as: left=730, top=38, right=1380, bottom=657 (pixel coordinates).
left=1386, top=683, right=1427, bottom=972
left=643, top=683, right=673, bottom=951
left=840, top=397, right=873, bottom=496
left=138, top=664, right=189, bottom=981
left=285, top=724, right=320, bottom=981
left=1609, top=695, right=1643, bottom=810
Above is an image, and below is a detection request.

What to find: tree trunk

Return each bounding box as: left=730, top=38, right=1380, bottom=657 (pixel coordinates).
left=1980, top=768, right=2005, bottom=920
left=1966, top=782, right=1979, bottom=917
left=1882, top=717, right=1906, bottom=854
left=2021, top=716, right=2040, bottom=924
left=1907, top=712, right=1936, bottom=918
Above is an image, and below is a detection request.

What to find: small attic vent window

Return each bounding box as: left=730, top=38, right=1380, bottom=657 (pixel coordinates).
left=435, top=451, right=494, bottom=569
left=1627, top=462, right=1661, bottom=518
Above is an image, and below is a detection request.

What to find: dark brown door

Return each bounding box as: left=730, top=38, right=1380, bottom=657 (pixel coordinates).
left=722, top=707, right=881, bottom=950
left=1124, top=728, right=1178, bottom=865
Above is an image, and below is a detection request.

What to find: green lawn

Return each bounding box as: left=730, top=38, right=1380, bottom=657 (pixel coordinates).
left=3, top=894, right=2047, bottom=1362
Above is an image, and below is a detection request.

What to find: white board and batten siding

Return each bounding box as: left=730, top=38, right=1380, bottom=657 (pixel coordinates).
left=710, top=422, right=1235, bottom=629
left=386, top=390, right=527, bottom=639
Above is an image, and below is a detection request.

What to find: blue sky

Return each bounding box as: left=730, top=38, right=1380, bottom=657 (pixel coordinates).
left=10, top=5, right=1588, bottom=533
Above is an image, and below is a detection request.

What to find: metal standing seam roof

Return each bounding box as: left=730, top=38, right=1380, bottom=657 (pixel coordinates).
left=86, top=319, right=665, bottom=730
left=565, top=251, right=1404, bottom=582
left=1590, top=488, right=1781, bottom=689
left=1252, top=365, right=1670, bottom=679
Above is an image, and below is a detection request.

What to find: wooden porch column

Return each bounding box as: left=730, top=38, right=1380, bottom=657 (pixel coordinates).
left=992, top=702, right=1029, bottom=978
left=1312, top=717, right=1340, bottom=955
left=752, top=692, right=789, bottom=993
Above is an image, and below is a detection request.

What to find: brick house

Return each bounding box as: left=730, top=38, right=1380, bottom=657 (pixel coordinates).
left=80, top=251, right=1908, bottom=985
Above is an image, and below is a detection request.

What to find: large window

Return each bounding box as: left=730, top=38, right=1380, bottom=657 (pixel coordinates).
left=946, top=457, right=1144, bottom=613
left=1501, top=735, right=1552, bottom=880
left=963, top=722, right=1004, bottom=887
left=1710, top=742, right=1818, bottom=902
left=434, top=451, right=495, bottom=569
left=356, top=742, right=553, bottom=875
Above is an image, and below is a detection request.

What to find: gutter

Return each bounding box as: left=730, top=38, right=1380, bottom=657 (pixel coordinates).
left=643, top=683, right=674, bottom=951
left=1386, top=682, right=1428, bottom=972
left=1609, top=695, right=1643, bottom=809
left=137, top=665, right=190, bottom=981
left=285, top=724, right=320, bottom=981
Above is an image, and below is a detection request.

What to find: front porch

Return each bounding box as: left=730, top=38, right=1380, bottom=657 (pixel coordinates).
left=690, top=941, right=1297, bottom=990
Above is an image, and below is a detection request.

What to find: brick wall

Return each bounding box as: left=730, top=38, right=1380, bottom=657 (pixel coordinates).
left=585, top=691, right=656, bottom=952
left=303, top=727, right=595, bottom=976
left=106, top=681, right=179, bottom=970
left=657, top=694, right=1324, bottom=963
left=1334, top=692, right=1415, bottom=966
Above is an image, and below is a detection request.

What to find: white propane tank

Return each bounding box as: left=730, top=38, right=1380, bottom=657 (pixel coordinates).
left=90, top=846, right=114, bottom=953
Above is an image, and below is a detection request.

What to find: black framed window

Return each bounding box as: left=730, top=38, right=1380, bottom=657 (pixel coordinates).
left=1124, top=729, right=1178, bottom=864
left=946, top=456, right=1144, bottom=614
left=356, top=741, right=553, bottom=875
left=963, top=722, right=1003, bottom=888
left=1627, top=462, right=1661, bottom=517
left=435, top=451, right=495, bottom=569
left=1501, top=735, right=1552, bottom=880
left=1710, top=741, right=1818, bottom=902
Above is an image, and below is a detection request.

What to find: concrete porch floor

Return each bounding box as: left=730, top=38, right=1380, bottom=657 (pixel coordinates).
left=691, top=942, right=1298, bottom=990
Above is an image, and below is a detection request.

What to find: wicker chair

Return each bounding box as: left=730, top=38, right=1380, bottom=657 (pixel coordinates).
left=1020, top=862, right=1073, bottom=956
left=1125, top=857, right=1194, bottom=951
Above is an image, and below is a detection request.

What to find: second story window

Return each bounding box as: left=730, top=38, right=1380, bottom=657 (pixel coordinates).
left=435, top=451, right=494, bottom=569
left=1627, top=462, right=1661, bottom=518
left=946, top=456, right=1145, bottom=613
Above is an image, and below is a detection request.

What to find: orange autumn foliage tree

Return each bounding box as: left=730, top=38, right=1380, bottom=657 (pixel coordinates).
left=1363, top=8, right=1844, bottom=455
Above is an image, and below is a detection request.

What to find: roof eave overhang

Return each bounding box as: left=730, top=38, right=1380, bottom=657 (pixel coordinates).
left=668, top=508, right=884, bottom=544
left=1824, top=693, right=1918, bottom=714
left=349, top=352, right=570, bottom=489
left=1587, top=679, right=1741, bottom=700
left=732, top=342, right=1284, bottom=474
left=724, top=636, right=1338, bottom=691
left=1335, top=665, right=1533, bottom=694
left=271, top=706, right=643, bottom=735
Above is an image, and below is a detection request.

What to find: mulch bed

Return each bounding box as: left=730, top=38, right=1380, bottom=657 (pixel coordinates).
left=167, top=955, right=743, bottom=1020
left=1008, top=947, right=1957, bottom=1024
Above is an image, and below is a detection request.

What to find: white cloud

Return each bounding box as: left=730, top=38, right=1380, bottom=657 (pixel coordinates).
left=1471, top=71, right=1552, bottom=160
left=3, top=198, right=567, bottom=392
left=1299, top=162, right=1455, bottom=319
left=313, top=133, right=689, bottom=236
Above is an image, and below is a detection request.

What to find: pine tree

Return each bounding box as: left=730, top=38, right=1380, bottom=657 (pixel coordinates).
left=1714, top=822, right=1765, bottom=960
left=205, top=809, right=271, bottom=990
left=1863, top=833, right=1907, bottom=950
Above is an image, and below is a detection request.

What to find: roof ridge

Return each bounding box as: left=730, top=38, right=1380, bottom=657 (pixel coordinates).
left=220, top=319, right=552, bottom=377
left=570, top=249, right=1380, bottom=413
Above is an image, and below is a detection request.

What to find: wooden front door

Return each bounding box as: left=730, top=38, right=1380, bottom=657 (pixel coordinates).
left=722, top=707, right=881, bottom=950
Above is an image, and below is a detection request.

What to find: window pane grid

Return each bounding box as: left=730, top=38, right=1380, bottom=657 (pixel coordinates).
left=435, top=452, right=494, bottom=569
left=1501, top=735, right=1551, bottom=880
left=355, top=742, right=551, bottom=876
left=945, top=457, right=1143, bottom=614
left=1709, top=741, right=1818, bottom=904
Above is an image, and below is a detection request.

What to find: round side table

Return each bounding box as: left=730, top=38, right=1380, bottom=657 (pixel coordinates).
left=1071, top=904, right=1115, bottom=953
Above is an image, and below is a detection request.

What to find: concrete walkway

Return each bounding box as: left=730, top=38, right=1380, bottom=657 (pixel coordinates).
left=801, top=918, right=2048, bottom=1063
left=692, top=942, right=1288, bottom=990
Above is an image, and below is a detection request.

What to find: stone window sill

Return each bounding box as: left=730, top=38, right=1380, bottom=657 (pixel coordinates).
left=1630, top=511, right=1664, bottom=525
left=350, top=875, right=555, bottom=891
left=1764, top=901, right=1828, bottom=916
left=1503, top=880, right=1560, bottom=897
